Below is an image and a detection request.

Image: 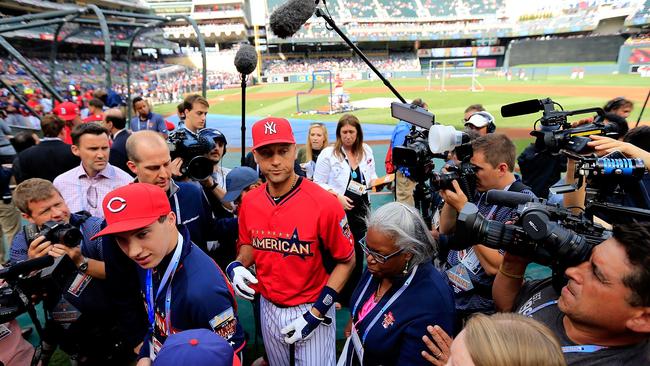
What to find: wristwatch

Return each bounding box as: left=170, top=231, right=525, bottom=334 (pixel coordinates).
left=78, top=257, right=89, bottom=273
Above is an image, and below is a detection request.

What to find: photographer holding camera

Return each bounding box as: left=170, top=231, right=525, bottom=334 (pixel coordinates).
left=8, top=178, right=130, bottom=365
left=439, top=134, right=535, bottom=326
left=493, top=222, right=650, bottom=365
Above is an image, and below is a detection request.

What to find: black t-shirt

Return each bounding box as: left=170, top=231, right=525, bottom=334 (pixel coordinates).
left=514, top=279, right=650, bottom=366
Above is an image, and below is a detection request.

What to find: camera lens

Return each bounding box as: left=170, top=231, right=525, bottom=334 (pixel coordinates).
left=187, top=156, right=215, bottom=181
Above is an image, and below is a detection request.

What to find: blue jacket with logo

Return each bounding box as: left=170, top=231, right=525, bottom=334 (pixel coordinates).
left=137, top=227, right=246, bottom=359
left=341, top=263, right=455, bottom=366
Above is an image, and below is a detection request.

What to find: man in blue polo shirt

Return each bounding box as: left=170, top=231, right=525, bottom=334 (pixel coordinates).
left=92, top=183, right=245, bottom=365
left=130, top=97, right=167, bottom=138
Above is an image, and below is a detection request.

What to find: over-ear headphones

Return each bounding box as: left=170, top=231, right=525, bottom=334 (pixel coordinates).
left=603, top=97, right=627, bottom=113
left=470, top=111, right=496, bottom=133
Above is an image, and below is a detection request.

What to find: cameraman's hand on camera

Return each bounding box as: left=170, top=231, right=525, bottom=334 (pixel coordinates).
left=588, top=135, right=650, bottom=170
left=493, top=252, right=530, bottom=312
left=27, top=235, right=52, bottom=259
left=440, top=180, right=468, bottom=212
left=170, top=157, right=183, bottom=178
left=48, top=244, right=82, bottom=263
left=571, top=116, right=594, bottom=127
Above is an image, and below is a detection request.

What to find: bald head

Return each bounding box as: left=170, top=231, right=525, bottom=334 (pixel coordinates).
left=126, top=130, right=168, bottom=163
left=103, top=108, right=127, bottom=133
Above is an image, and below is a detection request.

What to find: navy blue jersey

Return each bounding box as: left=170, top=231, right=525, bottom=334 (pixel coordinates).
left=342, top=263, right=455, bottom=366
left=138, top=228, right=245, bottom=359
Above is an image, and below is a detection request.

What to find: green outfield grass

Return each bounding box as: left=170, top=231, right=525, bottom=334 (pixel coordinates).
left=156, top=74, right=648, bottom=129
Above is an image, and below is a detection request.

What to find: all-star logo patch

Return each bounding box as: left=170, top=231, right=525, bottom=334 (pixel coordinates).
left=382, top=311, right=395, bottom=329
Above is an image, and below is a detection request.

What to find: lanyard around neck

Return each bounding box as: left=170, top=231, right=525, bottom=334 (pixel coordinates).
left=524, top=299, right=608, bottom=354
left=352, top=265, right=418, bottom=344
left=145, top=233, right=183, bottom=335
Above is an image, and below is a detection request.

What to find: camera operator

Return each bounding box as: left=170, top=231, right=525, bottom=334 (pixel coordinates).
left=493, top=222, right=650, bottom=365
left=439, top=134, right=535, bottom=326
left=8, top=178, right=131, bottom=364
left=179, top=94, right=207, bottom=137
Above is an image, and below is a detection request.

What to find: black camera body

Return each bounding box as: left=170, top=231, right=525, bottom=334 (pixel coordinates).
left=167, top=129, right=215, bottom=181
left=392, top=127, right=437, bottom=182
left=24, top=221, right=82, bottom=248
left=430, top=142, right=476, bottom=199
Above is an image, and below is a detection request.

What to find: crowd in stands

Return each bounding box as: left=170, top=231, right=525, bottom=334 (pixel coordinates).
left=262, top=54, right=421, bottom=75
left=0, top=56, right=240, bottom=106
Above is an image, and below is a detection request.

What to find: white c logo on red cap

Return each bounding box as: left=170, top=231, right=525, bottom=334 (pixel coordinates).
left=107, top=197, right=127, bottom=213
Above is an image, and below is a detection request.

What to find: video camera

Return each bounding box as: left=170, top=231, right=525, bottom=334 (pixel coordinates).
left=454, top=190, right=610, bottom=289
left=501, top=98, right=622, bottom=154
left=0, top=255, right=76, bottom=325
left=167, top=129, right=215, bottom=181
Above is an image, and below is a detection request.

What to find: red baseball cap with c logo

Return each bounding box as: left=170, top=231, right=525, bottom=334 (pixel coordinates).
left=91, top=183, right=171, bottom=239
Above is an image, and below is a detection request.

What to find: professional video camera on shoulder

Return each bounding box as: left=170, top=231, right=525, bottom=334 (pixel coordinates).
left=167, top=129, right=215, bottom=181
left=454, top=190, right=611, bottom=289
left=501, top=97, right=622, bottom=154
left=390, top=102, right=478, bottom=199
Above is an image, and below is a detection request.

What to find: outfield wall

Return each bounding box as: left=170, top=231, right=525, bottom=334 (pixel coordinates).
left=508, top=36, right=626, bottom=66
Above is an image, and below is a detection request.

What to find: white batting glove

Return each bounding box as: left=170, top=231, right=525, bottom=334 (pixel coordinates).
left=280, top=310, right=323, bottom=344
left=226, top=261, right=258, bottom=300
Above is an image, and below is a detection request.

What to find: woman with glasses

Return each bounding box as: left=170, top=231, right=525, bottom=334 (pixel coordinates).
left=339, top=202, right=455, bottom=366
left=313, top=114, right=377, bottom=306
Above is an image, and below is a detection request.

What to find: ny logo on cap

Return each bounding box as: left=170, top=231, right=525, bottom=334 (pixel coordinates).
left=60, top=108, right=67, bottom=114
left=264, top=121, right=277, bottom=135
left=107, top=197, right=127, bottom=213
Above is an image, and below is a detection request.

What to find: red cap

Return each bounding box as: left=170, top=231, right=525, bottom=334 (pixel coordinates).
left=91, top=183, right=171, bottom=240
left=54, top=101, right=80, bottom=121
left=251, top=117, right=295, bottom=150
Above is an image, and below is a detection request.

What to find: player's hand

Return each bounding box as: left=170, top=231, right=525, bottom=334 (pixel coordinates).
left=337, top=194, right=354, bottom=211
left=48, top=244, right=83, bottom=265
left=170, top=157, right=183, bottom=177
left=440, top=180, right=468, bottom=212
left=421, top=325, right=453, bottom=365
left=281, top=309, right=323, bottom=344
left=226, top=261, right=258, bottom=300
left=27, top=236, right=52, bottom=259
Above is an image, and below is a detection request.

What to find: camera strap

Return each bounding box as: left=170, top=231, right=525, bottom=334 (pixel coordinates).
left=145, top=233, right=183, bottom=342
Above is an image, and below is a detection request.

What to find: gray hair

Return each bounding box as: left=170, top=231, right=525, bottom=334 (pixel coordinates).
left=365, top=202, right=437, bottom=266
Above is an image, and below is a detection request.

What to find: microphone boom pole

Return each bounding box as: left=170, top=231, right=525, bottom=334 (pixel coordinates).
left=314, top=8, right=406, bottom=104
left=241, top=74, right=247, bottom=165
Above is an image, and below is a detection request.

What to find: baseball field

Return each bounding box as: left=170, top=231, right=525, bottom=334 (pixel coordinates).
left=155, top=72, right=649, bottom=132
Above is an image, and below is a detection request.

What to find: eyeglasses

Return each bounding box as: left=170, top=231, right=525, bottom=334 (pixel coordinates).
left=359, top=235, right=404, bottom=264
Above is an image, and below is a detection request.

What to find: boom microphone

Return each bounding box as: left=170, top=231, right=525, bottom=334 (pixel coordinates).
left=0, top=255, right=54, bottom=280
left=269, top=0, right=318, bottom=39
left=485, top=190, right=535, bottom=208
left=234, top=45, right=258, bottom=75
left=501, top=99, right=544, bottom=118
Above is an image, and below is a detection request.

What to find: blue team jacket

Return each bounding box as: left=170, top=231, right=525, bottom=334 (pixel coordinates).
left=342, top=263, right=455, bottom=366
left=138, top=227, right=246, bottom=359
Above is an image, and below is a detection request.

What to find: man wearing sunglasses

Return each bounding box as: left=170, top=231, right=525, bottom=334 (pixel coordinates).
left=438, top=133, right=535, bottom=329
left=53, top=123, right=133, bottom=218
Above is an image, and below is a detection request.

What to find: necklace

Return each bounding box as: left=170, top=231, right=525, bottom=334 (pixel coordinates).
left=270, top=174, right=298, bottom=200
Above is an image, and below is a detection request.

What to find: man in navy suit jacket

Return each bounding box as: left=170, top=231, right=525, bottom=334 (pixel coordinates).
left=13, top=114, right=79, bottom=183
left=103, top=109, right=133, bottom=177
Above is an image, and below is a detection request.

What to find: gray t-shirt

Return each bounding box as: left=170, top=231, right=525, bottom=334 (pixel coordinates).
left=514, top=279, right=650, bottom=366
